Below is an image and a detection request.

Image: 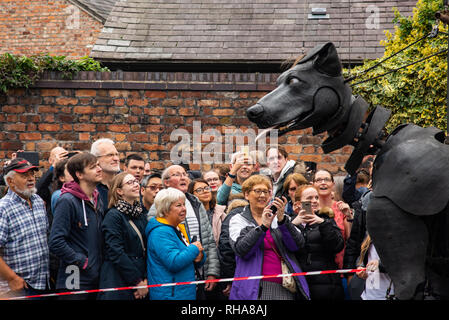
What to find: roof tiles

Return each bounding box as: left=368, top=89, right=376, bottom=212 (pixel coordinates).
left=90, top=0, right=417, bottom=63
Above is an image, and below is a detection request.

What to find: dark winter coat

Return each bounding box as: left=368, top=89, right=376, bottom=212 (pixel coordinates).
left=96, top=182, right=109, bottom=214
left=49, top=181, right=105, bottom=290
left=97, top=207, right=147, bottom=300
left=342, top=174, right=369, bottom=207
left=343, top=191, right=371, bottom=269
left=295, top=212, right=345, bottom=300
left=36, top=167, right=54, bottom=224
left=217, top=202, right=247, bottom=279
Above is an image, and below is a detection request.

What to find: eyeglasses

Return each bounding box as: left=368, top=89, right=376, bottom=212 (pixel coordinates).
left=314, top=178, right=332, bottom=183
left=251, top=189, right=271, bottom=196
left=122, top=179, right=139, bottom=186
left=170, top=172, right=188, bottom=178
left=97, top=152, right=119, bottom=159
left=194, top=186, right=211, bottom=194
left=145, top=184, right=163, bottom=191
left=288, top=187, right=297, bottom=192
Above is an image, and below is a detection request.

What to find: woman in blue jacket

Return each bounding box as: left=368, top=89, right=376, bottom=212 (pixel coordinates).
left=146, top=187, right=206, bottom=300
left=98, top=172, right=148, bottom=300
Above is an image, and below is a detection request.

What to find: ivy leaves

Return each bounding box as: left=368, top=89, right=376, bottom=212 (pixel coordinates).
left=345, top=0, right=448, bottom=133
left=0, top=53, right=40, bottom=94
left=0, top=54, right=109, bottom=94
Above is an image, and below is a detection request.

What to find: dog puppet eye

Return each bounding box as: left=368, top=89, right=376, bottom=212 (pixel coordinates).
left=287, top=77, right=301, bottom=85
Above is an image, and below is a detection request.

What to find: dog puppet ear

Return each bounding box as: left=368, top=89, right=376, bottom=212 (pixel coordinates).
left=299, top=42, right=342, bottom=77
left=313, top=42, right=342, bottom=77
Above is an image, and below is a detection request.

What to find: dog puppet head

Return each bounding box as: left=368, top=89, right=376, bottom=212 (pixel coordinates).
left=247, top=42, right=354, bottom=138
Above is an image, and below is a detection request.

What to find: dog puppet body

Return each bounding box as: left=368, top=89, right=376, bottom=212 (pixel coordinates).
left=246, top=42, right=449, bottom=299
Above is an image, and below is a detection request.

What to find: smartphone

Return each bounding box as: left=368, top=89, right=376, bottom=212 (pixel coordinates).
left=240, top=146, right=250, bottom=158
left=67, top=151, right=78, bottom=159
left=302, top=201, right=312, bottom=215
left=17, top=151, right=39, bottom=166
left=305, top=161, right=317, bottom=172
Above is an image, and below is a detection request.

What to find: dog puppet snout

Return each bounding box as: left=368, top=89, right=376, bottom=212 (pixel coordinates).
left=246, top=103, right=265, bottom=121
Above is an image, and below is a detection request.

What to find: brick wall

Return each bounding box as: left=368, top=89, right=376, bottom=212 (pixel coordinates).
left=0, top=71, right=353, bottom=175
left=0, top=0, right=103, bottom=58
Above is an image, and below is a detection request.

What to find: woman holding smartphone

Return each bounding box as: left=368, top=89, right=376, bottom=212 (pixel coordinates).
left=228, top=175, right=310, bottom=301
left=292, top=185, right=345, bottom=300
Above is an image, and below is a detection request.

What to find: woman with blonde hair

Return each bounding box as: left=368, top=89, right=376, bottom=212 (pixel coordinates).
left=283, top=172, right=308, bottom=216
left=98, top=172, right=148, bottom=300
left=332, top=175, right=345, bottom=202
left=355, top=234, right=394, bottom=300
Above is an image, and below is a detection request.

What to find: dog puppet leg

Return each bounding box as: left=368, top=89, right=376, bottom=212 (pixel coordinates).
left=366, top=196, right=428, bottom=300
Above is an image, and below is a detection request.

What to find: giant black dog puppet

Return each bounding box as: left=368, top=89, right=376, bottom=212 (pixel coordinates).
left=246, top=42, right=449, bottom=300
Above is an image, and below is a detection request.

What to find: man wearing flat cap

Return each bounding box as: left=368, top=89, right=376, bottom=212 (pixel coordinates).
left=0, top=158, right=50, bottom=298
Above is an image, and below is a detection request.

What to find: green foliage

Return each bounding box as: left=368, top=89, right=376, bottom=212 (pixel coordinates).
left=344, top=0, right=448, bottom=132
left=0, top=53, right=40, bottom=94
left=0, top=54, right=109, bottom=94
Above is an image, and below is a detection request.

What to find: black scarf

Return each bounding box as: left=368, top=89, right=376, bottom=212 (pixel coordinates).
left=116, top=199, right=143, bottom=219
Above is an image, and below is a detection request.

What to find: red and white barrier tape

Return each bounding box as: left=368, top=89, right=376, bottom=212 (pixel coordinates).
left=4, top=268, right=364, bottom=300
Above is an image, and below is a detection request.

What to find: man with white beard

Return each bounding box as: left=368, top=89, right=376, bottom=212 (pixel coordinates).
left=0, top=158, right=50, bottom=298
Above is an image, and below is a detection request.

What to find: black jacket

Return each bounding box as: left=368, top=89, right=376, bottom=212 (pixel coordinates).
left=36, top=167, right=54, bottom=225
left=217, top=207, right=244, bottom=279
left=343, top=191, right=371, bottom=269
left=97, top=207, right=147, bottom=300
left=295, top=214, right=345, bottom=300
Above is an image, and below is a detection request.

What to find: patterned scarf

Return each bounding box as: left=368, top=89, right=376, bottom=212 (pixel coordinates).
left=116, top=199, right=143, bottom=219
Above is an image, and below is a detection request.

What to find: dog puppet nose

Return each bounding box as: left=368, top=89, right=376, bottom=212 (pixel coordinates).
left=246, top=104, right=265, bottom=120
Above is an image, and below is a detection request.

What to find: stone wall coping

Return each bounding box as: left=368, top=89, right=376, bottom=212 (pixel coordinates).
left=33, top=71, right=279, bottom=91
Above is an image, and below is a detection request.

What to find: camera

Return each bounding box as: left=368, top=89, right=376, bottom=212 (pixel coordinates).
left=16, top=151, right=39, bottom=166
left=67, top=151, right=78, bottom=159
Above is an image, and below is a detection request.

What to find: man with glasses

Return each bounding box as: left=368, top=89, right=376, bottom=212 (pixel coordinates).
left=90, top=138, right=120, bottom=209
left=49, top=152, right=105, bottom=300
left=147, top=164, right=220, bottom=299
left=140, top=173, right=162, bottom=214
left=216, top=152, right=255, bottom=206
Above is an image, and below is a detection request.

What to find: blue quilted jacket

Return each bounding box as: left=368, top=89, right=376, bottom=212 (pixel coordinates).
left=145, top=217, right=206, bottom=300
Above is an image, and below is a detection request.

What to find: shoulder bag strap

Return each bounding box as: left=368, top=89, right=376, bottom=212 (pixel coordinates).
left=128, top=220, right=145, bottom=254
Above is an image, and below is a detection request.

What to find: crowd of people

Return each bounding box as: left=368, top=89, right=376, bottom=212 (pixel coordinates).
left=0, top=138, right=392, bottom=300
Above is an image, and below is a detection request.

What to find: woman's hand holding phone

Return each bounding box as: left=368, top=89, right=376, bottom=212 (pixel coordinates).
left=293, top=201, right=323, bottom=225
